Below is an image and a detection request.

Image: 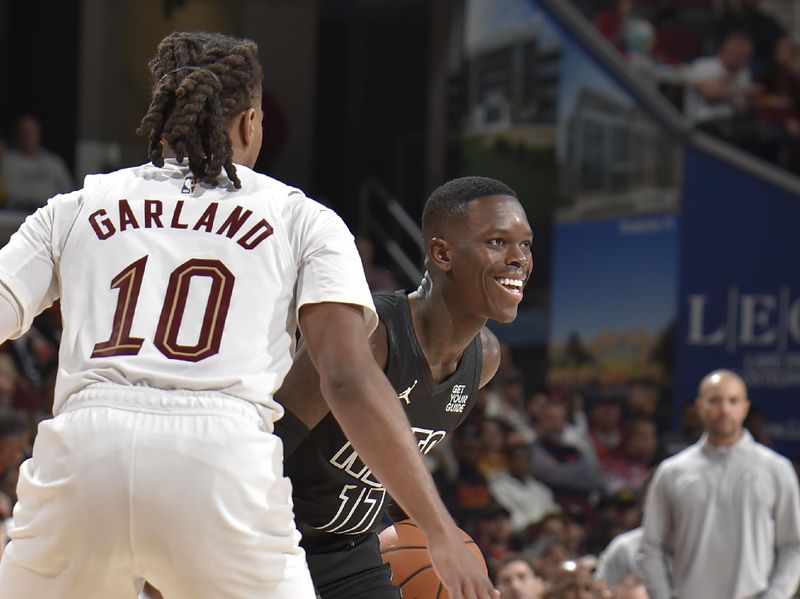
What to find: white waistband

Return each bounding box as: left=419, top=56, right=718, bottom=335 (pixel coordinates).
left=62, top=383, right=261, bottom=421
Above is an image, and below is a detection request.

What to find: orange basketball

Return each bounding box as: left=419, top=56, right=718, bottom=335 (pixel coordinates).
left=379, top=519, right=487, bottom=598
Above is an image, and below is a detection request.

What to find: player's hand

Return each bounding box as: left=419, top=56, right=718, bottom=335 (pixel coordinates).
left=427, top=530, right=500, bottom=599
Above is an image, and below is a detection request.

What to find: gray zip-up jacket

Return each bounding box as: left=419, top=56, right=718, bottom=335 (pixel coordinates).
left=640, top=431, right=800, bottom=599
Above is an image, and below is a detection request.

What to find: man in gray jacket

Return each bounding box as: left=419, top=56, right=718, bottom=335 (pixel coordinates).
left=640, top=369, right=800, bottom=599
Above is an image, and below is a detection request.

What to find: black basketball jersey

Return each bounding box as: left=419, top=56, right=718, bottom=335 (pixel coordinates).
left=284, top=291, right=483, bottom=538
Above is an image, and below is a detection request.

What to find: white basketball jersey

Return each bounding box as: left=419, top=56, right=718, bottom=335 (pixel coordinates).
left=0, top=161, right=376, bottom=418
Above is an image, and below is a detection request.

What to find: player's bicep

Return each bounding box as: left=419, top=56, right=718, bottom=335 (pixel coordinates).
left=298, top=301, right=374, bottom=386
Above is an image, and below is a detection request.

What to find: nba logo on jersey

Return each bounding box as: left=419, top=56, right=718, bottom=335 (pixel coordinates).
left=181, top=176, right=197, bottom=194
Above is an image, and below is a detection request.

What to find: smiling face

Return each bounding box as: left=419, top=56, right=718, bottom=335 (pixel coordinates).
left=435, top=195, right=533, bottom=323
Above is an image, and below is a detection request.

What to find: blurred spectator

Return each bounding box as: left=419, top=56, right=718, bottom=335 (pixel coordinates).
left=587, top=488, right=643, bottom=556
left=755, top=36, right=800, bottom=169
left=622, top=15, right=658, bottom=82
left=496, top=553, right=548, bottom=599
left=354, top=235, right=398, bottom=293
left=489, top=442, right=559, bottom=534
left=684, top=33, right=783, bottom=158
left=594, top=0, right=633, bottom=53
left=533, top=512, right=569, bottom=546
left=0, top=410, right=28, bottom=478
left=486, top=370, right=534, bottom=441
left=547, top=563, right=611, bottom=599
left=530, top=399, right=603, bottom=508
left=744, top=405, right=775, bottom=448
left=436, top=423, right=493, bottom=531
left=659, top=401, right=702, bottom=457
left=1, top=115, right=73, bottom=211
left=601, top=418, right=657, bottom=494
left=479, top=417, right=511, bottom=477
left=527, top=393, right=549, bottom=429
left=715, top=0, right=786, bottom=67
left=475, top=501, right=520, bottom=571
left=625, top=384, right=661, bottom=424
left=613, top=575, right=649, bottom=599
left=588, top=394, right=624, bottom=467
left=530, top=536, right=571, bottom=584
left=530, top=391, right=589, bottom=451
left=0, top=410, right=29, bottom=522
left=595, top=526, right=644, bottom=587
left=563, top=507, right=589, bottom=558
left=684, top=33, right=757, bottom=125
left=641, top=370, right=800, bottom=599
left=0, top=354, right=19, bottom=409
left=0, top=464, right=18, bottom=510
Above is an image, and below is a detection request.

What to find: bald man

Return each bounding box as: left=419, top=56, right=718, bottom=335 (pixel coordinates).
left=640, top=370, right=800, bottom=599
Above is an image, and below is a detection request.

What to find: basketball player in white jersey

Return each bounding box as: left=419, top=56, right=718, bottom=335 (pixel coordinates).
left=0, top=32, right=497, bottom=599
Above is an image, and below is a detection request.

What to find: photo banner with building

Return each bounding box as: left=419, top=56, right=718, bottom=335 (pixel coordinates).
left=676, top=146, right=800, bottom=456
left=449, top=0, right=682, bottom=355
left=548, top=215, right=680, bottom=390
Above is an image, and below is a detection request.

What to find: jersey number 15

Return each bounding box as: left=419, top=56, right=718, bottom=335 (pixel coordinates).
left=91, top=256, right=235, bottom=362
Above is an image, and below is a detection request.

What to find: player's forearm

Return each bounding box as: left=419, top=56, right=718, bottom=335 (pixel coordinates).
left=321, top=366, right=457, bottom=540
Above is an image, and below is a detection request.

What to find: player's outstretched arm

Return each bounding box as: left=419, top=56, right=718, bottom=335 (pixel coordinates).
left=299, top=301, right=499, bottom=599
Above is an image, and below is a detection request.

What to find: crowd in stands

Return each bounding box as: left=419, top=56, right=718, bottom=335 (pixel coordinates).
left=582, top=0, right=800, bottom=172
left=1, top=32, right=798, bottom=587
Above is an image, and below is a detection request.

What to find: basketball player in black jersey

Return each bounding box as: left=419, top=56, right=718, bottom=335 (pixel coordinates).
left=273, top=176, right=533, bottom=598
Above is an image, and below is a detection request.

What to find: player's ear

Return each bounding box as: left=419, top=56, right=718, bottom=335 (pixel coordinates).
left=428, top=238, right=452, bottom=272
left=239, top=108, right=257, bottom=147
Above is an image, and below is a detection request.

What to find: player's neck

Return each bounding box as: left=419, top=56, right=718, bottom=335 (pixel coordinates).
left=160, top=141, right=248, bottom=166
left=408, top=292, right=485, bottom=375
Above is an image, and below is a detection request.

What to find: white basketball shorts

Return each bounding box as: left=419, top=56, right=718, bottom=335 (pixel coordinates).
left=0, top=384, right=315, bottom=599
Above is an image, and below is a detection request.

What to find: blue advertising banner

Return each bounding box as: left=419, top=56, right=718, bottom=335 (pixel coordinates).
left=676, top=147, right=800, bottom=456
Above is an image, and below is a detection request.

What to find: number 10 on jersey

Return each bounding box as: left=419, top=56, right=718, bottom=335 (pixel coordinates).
left=92, top=256, right=235, bottom=362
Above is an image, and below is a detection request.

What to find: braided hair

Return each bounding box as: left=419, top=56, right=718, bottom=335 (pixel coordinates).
left=137, top=32, right=263, bottom=189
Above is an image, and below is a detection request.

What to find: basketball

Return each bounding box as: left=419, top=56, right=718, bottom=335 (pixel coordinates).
left=379, top=519, right=487, bottom=598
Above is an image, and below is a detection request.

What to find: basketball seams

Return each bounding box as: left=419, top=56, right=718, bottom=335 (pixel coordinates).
left=380, top=519, right=486, bottom=598
left=396, top=564, right=435, bottom=588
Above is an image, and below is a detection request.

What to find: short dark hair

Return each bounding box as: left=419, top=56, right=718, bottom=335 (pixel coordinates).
left=495, top=553, right=536, bottom=576
left=0, top=410, right=28, bottom=439
left=421, top=176, right=517, bottom=238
